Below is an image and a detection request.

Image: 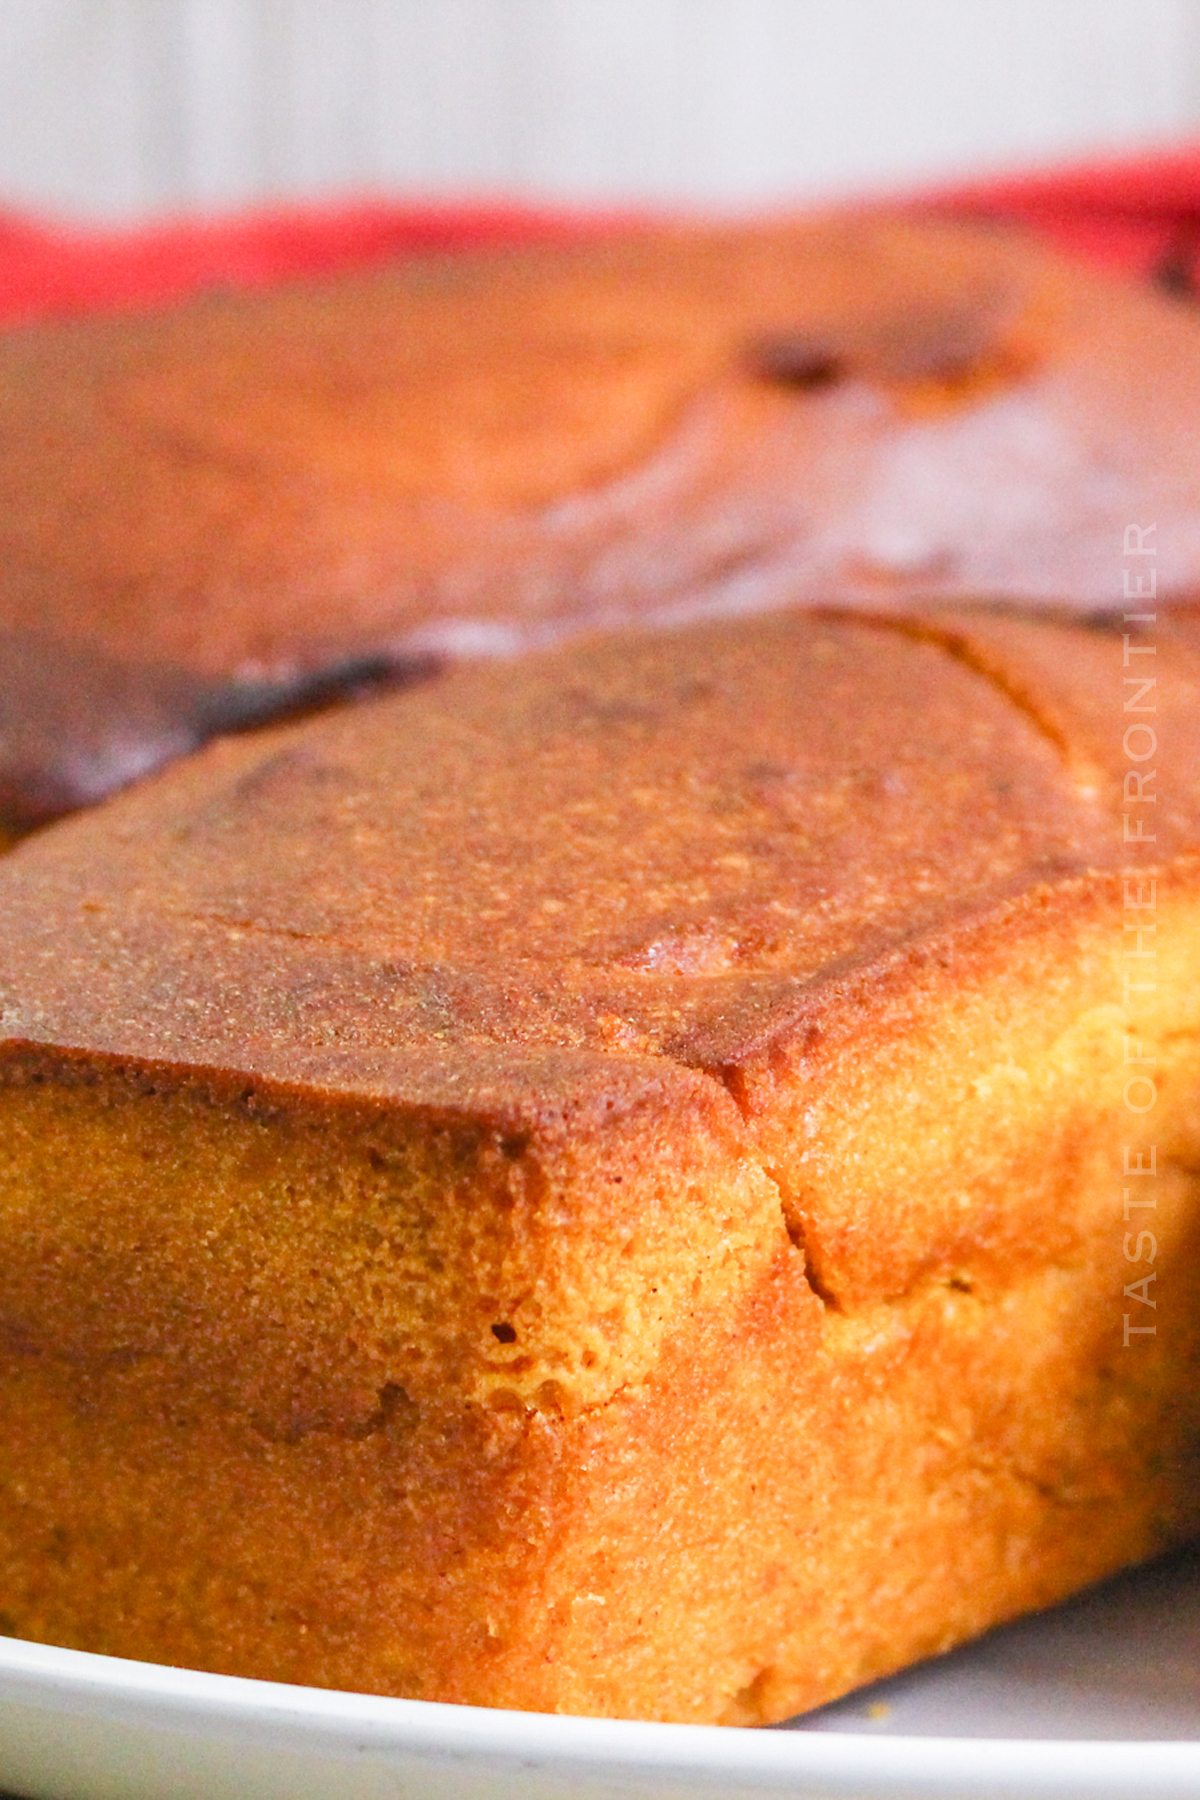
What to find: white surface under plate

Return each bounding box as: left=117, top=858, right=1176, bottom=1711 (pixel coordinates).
left=2, top=1544, right=1200, bottom=1800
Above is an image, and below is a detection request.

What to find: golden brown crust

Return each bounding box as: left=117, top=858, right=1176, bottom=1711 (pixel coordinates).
left=8, top=1229, right=1200, bottom=1722
left=2, top=602, right=1200, bottom=1718
left=3, top=605, right=1195, bottom=1070
left=6, top=213, right=1200, bottom=826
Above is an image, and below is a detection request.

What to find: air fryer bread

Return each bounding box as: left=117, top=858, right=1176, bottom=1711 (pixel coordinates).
left=5, top=212, right=1200, bottom=829
left=1, top=603, right=1198, bottom=1723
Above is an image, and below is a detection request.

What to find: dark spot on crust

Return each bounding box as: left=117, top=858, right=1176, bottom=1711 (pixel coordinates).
left=491, top=1321, right=518, bottom=1343
left=251, top=1379, right=418, bottom=1445
left=1152, top=229, right=1199, bottom=304
left=1074, top=609, right=1133, bottom=636
left=745, top=334, right=845, bottom=389
left=746, top=284, right=1023, bottom=392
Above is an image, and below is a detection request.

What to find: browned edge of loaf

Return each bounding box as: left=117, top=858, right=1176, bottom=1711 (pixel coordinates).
left=1, top=601, right=1200, bottom=1720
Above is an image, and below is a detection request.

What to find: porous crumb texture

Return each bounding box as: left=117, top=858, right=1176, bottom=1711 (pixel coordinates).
left=7, top=214, right=1200, bottom=826
left=1, top=604, right=1200, bottom=1722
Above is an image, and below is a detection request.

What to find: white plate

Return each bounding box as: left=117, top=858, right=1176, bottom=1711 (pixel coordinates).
left=3, top=1546, right=1200, bottom=1800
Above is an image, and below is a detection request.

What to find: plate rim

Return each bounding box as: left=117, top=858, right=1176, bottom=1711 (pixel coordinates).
left=4, top=1632, right=1200, bottom=1799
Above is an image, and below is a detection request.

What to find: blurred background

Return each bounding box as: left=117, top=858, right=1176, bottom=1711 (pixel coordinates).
left=0, top=0, right=1197, bottom=222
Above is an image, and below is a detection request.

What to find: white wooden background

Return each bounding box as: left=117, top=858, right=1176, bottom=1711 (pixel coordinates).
left=0, top=0, right=1197, bottom=221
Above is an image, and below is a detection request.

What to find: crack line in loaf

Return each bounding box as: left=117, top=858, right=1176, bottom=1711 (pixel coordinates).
left=760, top=1158, right=842, bottom=1312
left=679, top=1059, right=845, bottom=1314
left=678, top=1066, right=846, bottom=1315
left=820, top=606, right=1101, bottom=789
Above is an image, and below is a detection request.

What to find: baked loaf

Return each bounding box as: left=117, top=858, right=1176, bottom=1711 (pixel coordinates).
left=6, top=213, right=1200, bottom=830
left=2, top=602, right=1199, bottom=1723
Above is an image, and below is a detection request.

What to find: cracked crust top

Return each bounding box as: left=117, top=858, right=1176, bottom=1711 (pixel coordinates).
left=4, top=601, right=1200, bottom=1721
left=6, top=212, right=1200, bottom=828
left=2, top=600, right=1200, bottom=1416
left=2, top=603, right=1199, bottom=1077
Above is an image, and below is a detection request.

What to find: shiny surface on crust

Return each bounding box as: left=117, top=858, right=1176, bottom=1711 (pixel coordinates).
left=6, top=214, right=1200, bottom=825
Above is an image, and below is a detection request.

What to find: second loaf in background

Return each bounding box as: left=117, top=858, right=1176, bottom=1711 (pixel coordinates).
left=4, top=214, right=1200, bottom=829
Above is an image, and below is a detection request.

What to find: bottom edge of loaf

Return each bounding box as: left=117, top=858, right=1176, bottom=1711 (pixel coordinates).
left=3, top=1187, right=1200, bottom=1726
